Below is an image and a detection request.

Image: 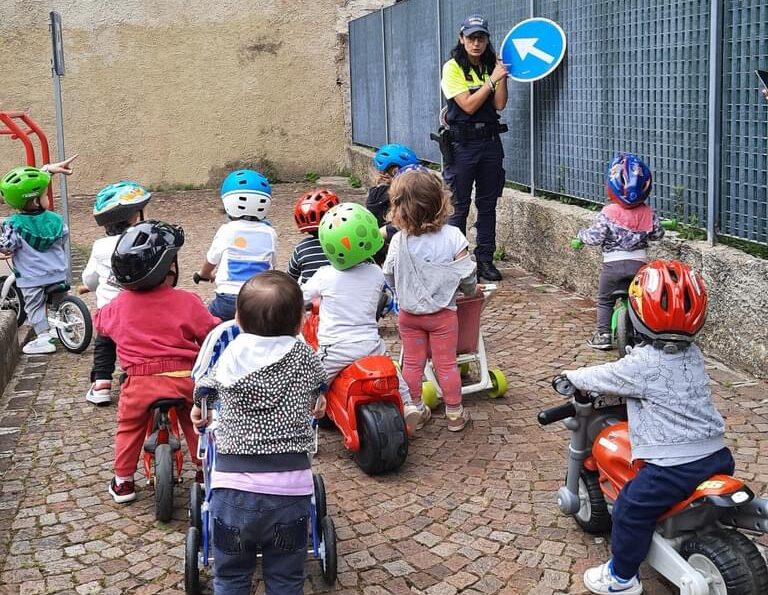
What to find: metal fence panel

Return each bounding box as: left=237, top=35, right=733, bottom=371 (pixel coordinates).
left=349, top=12, right=387, bottom=149
left=721, top=1, right=768, bottom=243
left=383, top=1, right=441, bottom=162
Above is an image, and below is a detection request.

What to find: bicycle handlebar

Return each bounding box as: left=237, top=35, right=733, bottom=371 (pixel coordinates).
left=537, top=403, right=577, bottom=426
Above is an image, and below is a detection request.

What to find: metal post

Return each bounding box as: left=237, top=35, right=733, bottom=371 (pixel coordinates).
left=437, top=0, right=443, bottom=170
left=50, top=11, right=72, bottom=282
left=381, top=8, right=389, bottom=144
left=529, top=0, right=536, bottom=195
left=706, top=0, right=723, bottom=246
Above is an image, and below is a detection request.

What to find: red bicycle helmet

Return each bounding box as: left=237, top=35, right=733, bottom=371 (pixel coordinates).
left=294, top=189, right=340, bottom=233
left=628, top=259, right=707, bottom=343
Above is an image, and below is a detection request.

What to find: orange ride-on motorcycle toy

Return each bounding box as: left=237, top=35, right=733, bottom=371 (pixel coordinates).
left=538, top=375, right=768, bottom=595
left=142, top=396, right=187, bottom=522
left=303, top=303, right=408, bottom=475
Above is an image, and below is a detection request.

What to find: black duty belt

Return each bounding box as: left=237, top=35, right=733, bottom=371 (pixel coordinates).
left=448, top=123, right=508, bottom=142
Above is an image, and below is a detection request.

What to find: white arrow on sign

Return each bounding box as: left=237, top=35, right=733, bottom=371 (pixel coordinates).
left=512, top=37, right=555, bottom=64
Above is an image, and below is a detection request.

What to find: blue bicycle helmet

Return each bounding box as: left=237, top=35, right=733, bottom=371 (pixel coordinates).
left=373, top=144, right=419, bottom=172
left=605, top=153, right=653, bottom=209
left=220, top=169, right=272, bottom=219
left=93, top=181, right=152, bottom=226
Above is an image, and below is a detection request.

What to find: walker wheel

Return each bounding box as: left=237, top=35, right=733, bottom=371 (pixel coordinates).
left=487, top=369, right=507, bottom=398
left=421, top=381, right=439, bottom=410
left=458, top=362, right=471, bottom=377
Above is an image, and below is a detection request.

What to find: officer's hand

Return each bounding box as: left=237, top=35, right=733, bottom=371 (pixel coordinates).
left=570, top=238, right=583, bottom=250
left=491, top=61, right=508, bottom=84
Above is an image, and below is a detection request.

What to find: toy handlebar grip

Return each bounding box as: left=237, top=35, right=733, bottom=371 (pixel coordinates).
left=193, top=272, right=202, bottom=284
left=537, top=403, right=576, bottom=426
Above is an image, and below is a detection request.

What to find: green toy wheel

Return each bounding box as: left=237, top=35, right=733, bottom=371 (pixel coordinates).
left=421, top=381, right=439, bottom=410
left=458, top=362, right=470, bottom=377
left=487, top=369, right=507, bottom=398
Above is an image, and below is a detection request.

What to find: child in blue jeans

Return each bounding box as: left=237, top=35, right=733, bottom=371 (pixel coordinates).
left=191, top=271, right=327, bottom=595
left=564, top=260, right=734, bottom=595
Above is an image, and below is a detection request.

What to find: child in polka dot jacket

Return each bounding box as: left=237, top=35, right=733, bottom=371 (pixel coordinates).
left=191, top=271, right=327, bottom=595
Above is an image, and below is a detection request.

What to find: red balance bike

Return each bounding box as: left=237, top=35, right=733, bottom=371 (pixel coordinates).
left=303, top=303, right=408, bottom=475
left=538, top=375, right=768, bottom=595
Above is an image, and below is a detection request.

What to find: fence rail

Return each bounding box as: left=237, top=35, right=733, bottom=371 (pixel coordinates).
left=349, top=0, right=768, bottom=245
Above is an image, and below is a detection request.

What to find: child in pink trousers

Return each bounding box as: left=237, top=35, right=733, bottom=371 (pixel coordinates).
left=383, top=165, right=477, bottom=431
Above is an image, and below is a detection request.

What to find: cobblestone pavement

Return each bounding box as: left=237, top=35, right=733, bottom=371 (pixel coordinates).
left=0, top=180, right=766, bottom=594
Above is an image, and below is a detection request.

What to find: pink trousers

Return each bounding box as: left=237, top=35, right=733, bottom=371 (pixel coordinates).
left=398, top=308, right=462, bottom=407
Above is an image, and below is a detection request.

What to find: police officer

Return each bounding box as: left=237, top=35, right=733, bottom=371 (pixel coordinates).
left=440, top=15, right=508, bottom=281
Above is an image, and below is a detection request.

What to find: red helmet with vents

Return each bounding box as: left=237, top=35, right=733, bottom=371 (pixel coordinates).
left=293, top=189, right=340, bottom=233
left=628, top=259, right=708, bottom=343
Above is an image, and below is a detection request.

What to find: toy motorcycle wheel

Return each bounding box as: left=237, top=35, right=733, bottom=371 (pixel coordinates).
left=185, top=526, right=201, bottom=595
left=154, top=444, right=174, bottom=522
left=320, top=515, right=337, bottom=585
left=682, top=529, right=768, bottom=595
left=55, top=296, right=93, bottom=353
left=189, top=483, right=203, bottom=533
left=573, top=469, right=611, bottom=534
left=0, top=276, right=26, bottom=326
left=615, top=307, right=634, bottom=359
left=354, top=401, right=408, bottom=475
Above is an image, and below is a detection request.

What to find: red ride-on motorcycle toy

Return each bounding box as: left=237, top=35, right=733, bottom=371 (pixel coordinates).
left=142, top=396, right=187, bottom=522
left=303, top=304, right=408, bottom=475
left=538, top=375, right=768, bottom=595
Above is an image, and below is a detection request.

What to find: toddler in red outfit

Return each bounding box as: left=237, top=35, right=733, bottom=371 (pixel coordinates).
left=95, top=220, right=220, bottom=503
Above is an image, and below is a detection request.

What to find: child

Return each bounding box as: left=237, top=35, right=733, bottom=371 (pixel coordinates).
left=95, top=220, right=220, bottom=503
left=81, top=182, right=151, bottom=405
left=302, top=202, right=419, bottom=432
left=190, top=271, right=327, bottom=595
left=366, top=143, right=419, bottom=261
left=287, top=188, right=338, bottom=285
left=196, top=169, right=277, bottom=321
left=0, top=162, right=75, bottom=355
left=382, top=167, right=477, bottom=432
left=564, top=260, right=733, bottom=595
left=574, top=153, right=665, bottom=350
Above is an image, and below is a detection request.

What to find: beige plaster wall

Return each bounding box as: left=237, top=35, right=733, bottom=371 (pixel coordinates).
left=0, top=0, right=392, bottom=193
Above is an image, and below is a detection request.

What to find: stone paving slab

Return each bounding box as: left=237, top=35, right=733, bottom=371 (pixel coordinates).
left=0, top=182, right=766, bottom=594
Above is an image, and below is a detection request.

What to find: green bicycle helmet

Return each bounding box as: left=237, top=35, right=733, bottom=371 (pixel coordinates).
left=93, top=181, right=152, bottom=226
left=0, top=166, right=51, bottom=210
left=318, top=203, right=384, bottom=270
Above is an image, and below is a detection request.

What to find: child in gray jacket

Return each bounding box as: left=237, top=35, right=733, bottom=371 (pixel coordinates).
left=564, top=260, right=734, bottom=595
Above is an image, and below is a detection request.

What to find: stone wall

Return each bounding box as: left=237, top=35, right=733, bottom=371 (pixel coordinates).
left=348, top=144, right=768, bottom=378
left=0, top=0, right=394, bottom=193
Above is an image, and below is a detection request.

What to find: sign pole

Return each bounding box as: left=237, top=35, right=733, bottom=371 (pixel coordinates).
left=49, top=11, right=72, bottom=282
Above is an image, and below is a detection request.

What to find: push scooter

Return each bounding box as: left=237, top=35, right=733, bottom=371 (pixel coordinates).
left=303, top=302, right=408, bottom=475
left=538, top=375, right=768, bottom=595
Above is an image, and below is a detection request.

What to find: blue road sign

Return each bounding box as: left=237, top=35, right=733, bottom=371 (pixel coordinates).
left=499, top=18, right=566, bottom=83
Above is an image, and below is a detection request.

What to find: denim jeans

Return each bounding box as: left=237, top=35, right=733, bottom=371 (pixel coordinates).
left=211, top=488, right=311, bottom=595
left=208, top=292, right=237, bottom=321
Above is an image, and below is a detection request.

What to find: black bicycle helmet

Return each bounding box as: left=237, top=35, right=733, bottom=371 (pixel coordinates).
left=112, top=220, right=185, bottom=290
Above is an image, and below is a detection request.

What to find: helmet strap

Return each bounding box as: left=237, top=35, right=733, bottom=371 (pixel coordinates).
left=168, top=256, right=179, bottom=287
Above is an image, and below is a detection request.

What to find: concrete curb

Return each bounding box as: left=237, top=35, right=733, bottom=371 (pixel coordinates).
left=347, top=144, right=768, bottom=378
left=0, top=311, right=19, bottom=397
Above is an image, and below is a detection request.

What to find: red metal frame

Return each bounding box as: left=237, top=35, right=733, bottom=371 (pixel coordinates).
left=0, top=112, right=54, bottom=210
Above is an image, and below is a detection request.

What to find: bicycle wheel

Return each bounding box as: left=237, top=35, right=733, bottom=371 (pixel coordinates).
left=55, top=296, right=93, bottom=353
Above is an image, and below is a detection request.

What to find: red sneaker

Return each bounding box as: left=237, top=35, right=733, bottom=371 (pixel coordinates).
left=109, top=477, right=136, bottom=503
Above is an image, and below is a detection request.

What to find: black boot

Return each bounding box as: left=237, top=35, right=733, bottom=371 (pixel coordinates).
left=477, top=260, right=502, bottom=282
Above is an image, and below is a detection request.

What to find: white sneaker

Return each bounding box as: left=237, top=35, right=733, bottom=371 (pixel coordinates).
left=403, top=404, right=432, bottom=433
left=583, top=561, right=643, bottom=595
left=86, top=381, right=112, bottom=405
left=23, top=335, right=56, bottom=355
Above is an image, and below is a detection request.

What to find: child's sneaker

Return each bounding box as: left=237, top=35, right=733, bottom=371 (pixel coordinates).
left=85, top=380, right=112, bottom=405
left=446, top=406, right=470, bottom=432
left=587, top=332, right=613, bottom=351
left=22, top=335, right=56, bottom=355
left=583, top=560, right=642, bottom=595
left=403, top=404, right=432, bottom=433
left=108, top=477, right=136, bottom=503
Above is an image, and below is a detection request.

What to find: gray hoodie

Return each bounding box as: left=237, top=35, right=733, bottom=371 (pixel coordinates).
left=567, top=343, right=725, bottom=466
left=383, top=230, right=476, bottom=315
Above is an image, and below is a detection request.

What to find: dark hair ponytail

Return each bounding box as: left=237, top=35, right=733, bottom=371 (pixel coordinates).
left=450, top=37, right=497, bottom=81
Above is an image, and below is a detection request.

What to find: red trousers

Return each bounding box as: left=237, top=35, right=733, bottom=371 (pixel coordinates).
left=114, top=375, right=200, bottom=477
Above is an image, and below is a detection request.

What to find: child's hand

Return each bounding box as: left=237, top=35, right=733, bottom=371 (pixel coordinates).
left=190, top=404, right=209, bottom=428
left=46, top=154, right=79, bottom=175
left=76, top=285, right=90, bottom=295
left=312, top=394, right=327, bottom=419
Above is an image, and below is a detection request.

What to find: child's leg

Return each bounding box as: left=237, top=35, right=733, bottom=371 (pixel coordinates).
left=596, top=260, right=644, bottom=334
left=369, top=337, right=411, bottom=404
left=18, top=286, right=49, bottom=335
left=211, top=489, right=309, bottom=595
left=171, top=376, right=202, bottom=469
left=608, top=447, right=735, bottom=580
left=113, top=376, right=154, bottom=479
left=423, top=309, right=461, bottom=407
left=317, top=341, right=378, bottom=385
left=208, top=293, right=236, bottom=321
left=90, top=334, right=117, bottom=382
left=398, top=311, right=430, bottom=406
